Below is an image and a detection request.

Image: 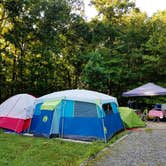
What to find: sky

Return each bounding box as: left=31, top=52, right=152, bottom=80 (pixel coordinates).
left=84, top=0, right=166, bottom=20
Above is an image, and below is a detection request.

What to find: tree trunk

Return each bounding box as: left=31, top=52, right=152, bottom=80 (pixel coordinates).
left=11, top=54, right=17, bottom=95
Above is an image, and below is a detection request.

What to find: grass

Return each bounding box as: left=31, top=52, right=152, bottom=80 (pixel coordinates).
left=144, top=128, right=153, bottom=133
left=108, top=130, right=128, bottom=144
left=0, top=129, right=128, bottom=166
left=83, top=130, right=129, bottom=166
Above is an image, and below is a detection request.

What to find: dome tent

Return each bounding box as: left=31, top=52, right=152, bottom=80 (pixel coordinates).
left=119, top=107, right=146, bottom=128
left=30, top=89, right=124, bottom=141
left=0, top=94, right=36, bottom=133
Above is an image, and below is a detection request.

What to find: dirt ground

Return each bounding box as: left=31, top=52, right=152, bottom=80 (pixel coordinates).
left=146, top=121, right=166, bottom=129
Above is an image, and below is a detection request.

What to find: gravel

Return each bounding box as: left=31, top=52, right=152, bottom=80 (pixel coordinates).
left=89, top=123, right=166, bottom=166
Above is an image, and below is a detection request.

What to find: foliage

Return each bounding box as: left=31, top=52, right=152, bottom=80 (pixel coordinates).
left=0, top=0, right=166, bottom=105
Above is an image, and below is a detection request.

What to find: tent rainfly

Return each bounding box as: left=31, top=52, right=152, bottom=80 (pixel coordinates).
left=122, top=83, right=166, bottom=97
left=0, top=94, right=36, bottom=133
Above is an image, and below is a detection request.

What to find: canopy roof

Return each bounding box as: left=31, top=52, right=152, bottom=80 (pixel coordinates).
left=122, top=83, right=166, bottom=97
left=37, top=89, right=117, bottom=105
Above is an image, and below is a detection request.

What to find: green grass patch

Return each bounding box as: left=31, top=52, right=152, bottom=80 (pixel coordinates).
left=83, top=130, right=129, bottom=166
left=144, top=128, right=153, bottom=133
left=108, top=130, right=129, bottom=144
left=0, top=130, right=128, bottom=166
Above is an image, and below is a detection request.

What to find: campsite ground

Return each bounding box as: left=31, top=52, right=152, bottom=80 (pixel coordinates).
left=0, top=130, right=94, bottom=166
left=0, top=129, right=127, bottom=166
left=87, top=121, right=166, bottom=166
left=0, top=122, right=165, bottom=166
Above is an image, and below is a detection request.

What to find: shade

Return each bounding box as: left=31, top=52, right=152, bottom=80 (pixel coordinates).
left=122, top=83, right=166, bottom=97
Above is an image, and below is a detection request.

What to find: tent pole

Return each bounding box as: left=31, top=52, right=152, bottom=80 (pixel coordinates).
left=101, top=109, right=107, bottom=143
left=61, top=99, right=66, bottom=138
left=7, top=95, right=22, bottom=117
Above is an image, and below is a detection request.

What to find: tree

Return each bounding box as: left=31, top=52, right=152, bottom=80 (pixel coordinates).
left=0, top=0, right=84, bottom=101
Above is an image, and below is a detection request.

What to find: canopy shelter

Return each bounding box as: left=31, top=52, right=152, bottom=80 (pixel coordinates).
left=122, top=83, right=166, bottom=97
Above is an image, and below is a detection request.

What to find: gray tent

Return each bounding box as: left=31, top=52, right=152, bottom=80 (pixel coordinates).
left=122, top=83, right=166, bottom=97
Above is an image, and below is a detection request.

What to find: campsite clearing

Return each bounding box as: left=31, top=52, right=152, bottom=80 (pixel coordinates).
left=0, top=129, right=127, bottom=166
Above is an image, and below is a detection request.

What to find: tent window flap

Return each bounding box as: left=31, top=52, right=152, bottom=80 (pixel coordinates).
left=102, top=103, right=113, bottom=115
left=74, top=101, right=98, bottom=117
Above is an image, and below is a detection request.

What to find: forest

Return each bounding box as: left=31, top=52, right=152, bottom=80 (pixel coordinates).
left=0, top=0, right=166, bottom=104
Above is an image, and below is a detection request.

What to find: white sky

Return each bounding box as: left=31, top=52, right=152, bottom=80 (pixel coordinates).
left=84, top=0, right=166, bottom=20
left=84, top=0, right=98, bottom=20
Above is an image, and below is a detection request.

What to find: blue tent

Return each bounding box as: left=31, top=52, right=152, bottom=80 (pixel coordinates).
left=29, top=90, right=124, bottom=141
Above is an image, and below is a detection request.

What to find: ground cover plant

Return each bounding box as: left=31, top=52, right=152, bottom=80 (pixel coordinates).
left=0, top=129, right=128, bottom=166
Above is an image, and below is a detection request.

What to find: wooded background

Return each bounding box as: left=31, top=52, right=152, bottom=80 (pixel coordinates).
left=0, top=0, right=166, bottom=104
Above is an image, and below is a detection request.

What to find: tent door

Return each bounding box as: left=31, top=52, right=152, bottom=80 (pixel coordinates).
left=34, top=110, right=54, bottom=137
left=51, top=106, right=61, bottom=136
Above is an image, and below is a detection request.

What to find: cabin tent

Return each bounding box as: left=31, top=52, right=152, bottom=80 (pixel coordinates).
left=119, top=107, right=146, bottom=128
left=29, top=89, right=124, bottom=141
left=0, top=94, right=36, bottom=133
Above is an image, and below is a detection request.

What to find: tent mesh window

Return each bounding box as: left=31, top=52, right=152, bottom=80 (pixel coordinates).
left=74, top=101, right=98, bottom=117
left=102, top=103, right=113, bottom=115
